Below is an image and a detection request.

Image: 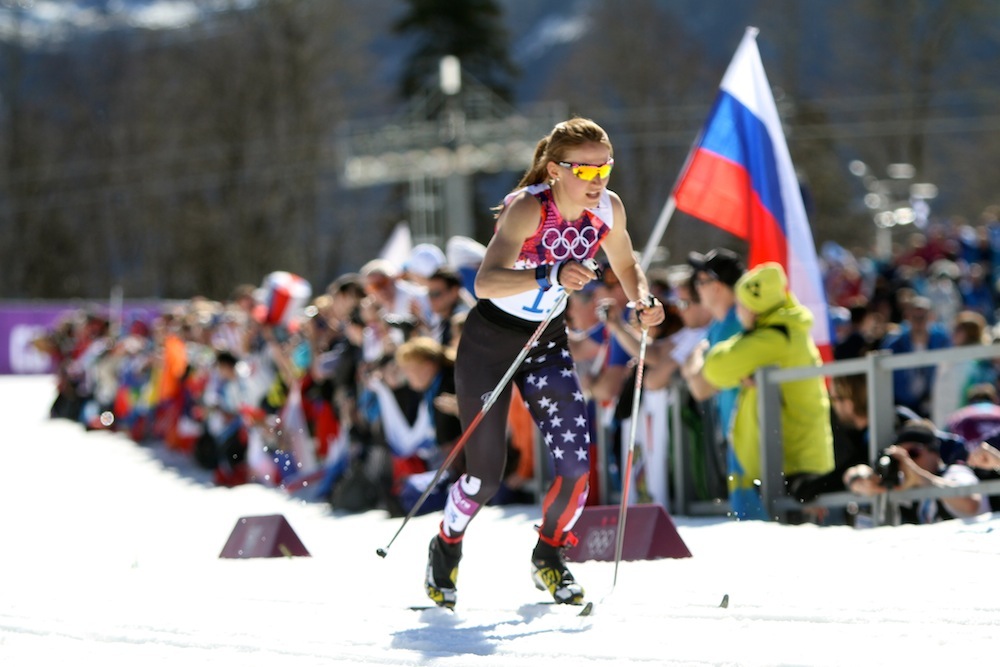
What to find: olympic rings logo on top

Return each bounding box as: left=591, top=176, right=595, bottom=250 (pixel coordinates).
left=541, top=225, right=600, bottom=261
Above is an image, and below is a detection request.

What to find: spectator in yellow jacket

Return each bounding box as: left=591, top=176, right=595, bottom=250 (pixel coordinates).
left=701, top=262, right=834, bottom=520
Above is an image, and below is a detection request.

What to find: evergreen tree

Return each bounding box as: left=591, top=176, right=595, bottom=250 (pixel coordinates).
left=393, top=0, right=518, bottom=103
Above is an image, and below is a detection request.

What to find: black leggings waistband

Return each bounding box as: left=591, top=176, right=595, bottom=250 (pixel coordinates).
left=477, top=298, right=566, bottom=335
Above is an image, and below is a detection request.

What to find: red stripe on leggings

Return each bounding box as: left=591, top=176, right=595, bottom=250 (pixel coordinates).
left=540, top=475, right=588, bottom=547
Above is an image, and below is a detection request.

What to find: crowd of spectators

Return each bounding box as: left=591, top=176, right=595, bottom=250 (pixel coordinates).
left=34, top=214, right=1000, bottom=524
left=36, top=239, right=531, bottom=517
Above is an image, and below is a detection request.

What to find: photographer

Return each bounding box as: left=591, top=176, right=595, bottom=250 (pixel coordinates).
left=360, top=258, right=433, bottom=342
left=576, top=264, right=633, bottom=405
left=968, top=440, right=1000, bottom=512
left=843, top=420, right=990, bottom=524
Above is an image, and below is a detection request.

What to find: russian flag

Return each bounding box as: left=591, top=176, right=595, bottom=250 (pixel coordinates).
left=673, top=28, right=831, bottom=357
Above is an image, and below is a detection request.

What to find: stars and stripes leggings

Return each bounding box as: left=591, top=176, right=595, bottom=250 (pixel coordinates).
left=439, top=303, right=591, bottom=548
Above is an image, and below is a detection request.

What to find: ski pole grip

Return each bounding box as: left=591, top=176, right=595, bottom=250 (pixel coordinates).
left=581, top=258, right=603, bottom=281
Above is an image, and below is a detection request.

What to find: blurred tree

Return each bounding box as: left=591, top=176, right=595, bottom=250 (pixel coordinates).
left=530, top=0, right=715, bottom=256
left=0, top=0, right=381, bottom=299
left=832, top=0, right=979, bottom=172
left=2, top=0, right=1000, bottom=300
left=393, top=0, right=518, bottom=103
left=0, top=5, right=44, bottom=296
left=388, top=0, right=522, bottom=246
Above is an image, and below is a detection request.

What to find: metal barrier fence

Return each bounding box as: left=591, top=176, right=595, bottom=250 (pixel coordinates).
left=756, top=343, right=1000, bottom=525
left=534, top=343, right=1000, bottom=525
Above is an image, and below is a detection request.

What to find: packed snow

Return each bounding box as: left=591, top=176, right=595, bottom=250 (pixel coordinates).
left=1, top=375, right=997, bottom=666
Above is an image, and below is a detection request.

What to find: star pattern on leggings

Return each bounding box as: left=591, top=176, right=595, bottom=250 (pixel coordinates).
left=525, top=358, right=590, bottom=464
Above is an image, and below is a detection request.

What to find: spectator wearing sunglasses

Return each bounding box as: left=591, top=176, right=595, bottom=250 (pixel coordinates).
left=680, top=248, right=747, bottom=510
left=423, top=117, right=664, bottom=610
left=424, top=267, right=471, bottom=348
left=681, top=248, right=745, bottom=405
left=602, top=266, right=711, bottom=509
left=843, top=420, right=990, bottom=524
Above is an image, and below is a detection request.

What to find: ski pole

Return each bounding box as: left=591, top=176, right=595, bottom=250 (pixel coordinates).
left=376, top=285, right=575, bottom=559
left=610, top=299, right=652, bottom=591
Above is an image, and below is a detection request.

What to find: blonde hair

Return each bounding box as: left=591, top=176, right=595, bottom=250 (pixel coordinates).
left=515, top=118, right=613, bottom=189
left=953, top=310, right=988, bottom=346
left=311, top=294, right=333, bottom=311
left=394, top=336, right=455, bottom=367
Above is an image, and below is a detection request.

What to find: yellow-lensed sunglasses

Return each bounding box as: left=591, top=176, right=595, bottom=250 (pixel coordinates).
left=556, top=158, right=614, bottom=182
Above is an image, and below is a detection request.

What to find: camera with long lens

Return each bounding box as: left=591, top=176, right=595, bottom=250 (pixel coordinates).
left=873, top=448, right=901, bottom=489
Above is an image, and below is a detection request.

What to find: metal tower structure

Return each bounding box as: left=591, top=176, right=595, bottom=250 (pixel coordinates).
left=337, top=57, right=566, bottom=247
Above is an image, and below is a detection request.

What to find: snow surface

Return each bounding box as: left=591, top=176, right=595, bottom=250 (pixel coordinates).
left=1, top=375, right=997, bottom=666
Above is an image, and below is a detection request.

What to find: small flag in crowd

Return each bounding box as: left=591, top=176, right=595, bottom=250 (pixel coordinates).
left=672, top=27, right=832, bottom=357
left=258, top=271, right=312, bottom=327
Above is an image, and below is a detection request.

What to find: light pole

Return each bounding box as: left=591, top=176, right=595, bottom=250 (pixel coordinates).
left=848, top=160, right=937, bottom=261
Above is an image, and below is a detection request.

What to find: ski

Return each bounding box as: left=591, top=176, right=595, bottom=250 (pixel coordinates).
left=409, top=601, right=594, bottom=616
left=534, top=600, right=594, bottom=616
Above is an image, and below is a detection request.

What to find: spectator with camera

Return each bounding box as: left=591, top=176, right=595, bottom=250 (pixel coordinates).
left=360, top=258, right=432, bottom=340
left=598, top=271, right=683, bottom=508
left=843, top=420, right=990, bottom=524
left=577, top=263, right=633, bottom=406
left=969, top=440, right=1000, bottom=472
left=566, top=283, right=605, bottom=377
left=971, top=432, right=1000, bottom=513
left=600, top=266, right=713, bottom=508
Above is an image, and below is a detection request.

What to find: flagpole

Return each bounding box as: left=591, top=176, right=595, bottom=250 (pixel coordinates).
left=637, top=28, right=759, bottom=273
left=639, top=195, right=676, bottom=271
left=638, top=120, right=705, bottom=271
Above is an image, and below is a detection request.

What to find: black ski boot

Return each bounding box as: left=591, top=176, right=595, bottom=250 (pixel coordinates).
left=425, top=534, right=462, bottom=609
left=531, top=538, right=585, bottom=605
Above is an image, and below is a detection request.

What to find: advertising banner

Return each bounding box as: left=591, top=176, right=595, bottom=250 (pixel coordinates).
left=0, top=302, right=161, bottom=375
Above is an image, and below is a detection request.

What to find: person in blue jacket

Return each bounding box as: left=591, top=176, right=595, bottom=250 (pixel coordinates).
left=879, top=295, right=951, bottom=417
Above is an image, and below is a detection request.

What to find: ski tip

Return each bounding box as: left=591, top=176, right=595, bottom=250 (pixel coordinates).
left=578, top=601, right=594, bottom=616
left=409, top=604, right=454, bottom=612
left=719, top=593, right=729, bottom=609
